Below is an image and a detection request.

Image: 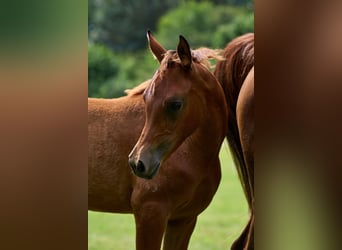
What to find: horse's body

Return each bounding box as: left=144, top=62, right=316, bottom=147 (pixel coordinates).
left=236, top=66, right=254, bottom=249
left=214, top=33, right=254, bottom=249
left=237, top=67, right=254, bottom=190
left=88, top=80, right=148, bottom=213
left=89, top=32, right=228, bottom=250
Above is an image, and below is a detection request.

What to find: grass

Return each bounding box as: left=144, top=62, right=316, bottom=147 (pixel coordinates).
left=88, top=141, right=249, bottom=250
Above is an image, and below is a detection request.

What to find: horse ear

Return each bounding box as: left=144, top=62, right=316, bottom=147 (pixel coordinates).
left=177, top=35, right=192, bottom=69
left=147, top=30, right=166, bottom=63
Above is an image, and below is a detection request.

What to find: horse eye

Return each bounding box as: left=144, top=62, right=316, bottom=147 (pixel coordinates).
left=167, top=100, right=183, bottom=112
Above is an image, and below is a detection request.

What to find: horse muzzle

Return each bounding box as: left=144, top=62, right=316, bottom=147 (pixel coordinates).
left=128, top=151, right=161, bottom=179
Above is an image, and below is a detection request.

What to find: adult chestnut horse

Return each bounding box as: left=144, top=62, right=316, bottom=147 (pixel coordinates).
left=89, top=32, right=228, bottom=250
left=214, top=33, right=254, bottom=249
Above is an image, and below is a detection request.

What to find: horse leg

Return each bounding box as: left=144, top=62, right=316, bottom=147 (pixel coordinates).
left=231, top=215, right=251, bottom=250
left=133, top=202, right=168, bottom=250
left=245, top=212, right=254, bottom=249
left=162, top=216, right=197, bottom=250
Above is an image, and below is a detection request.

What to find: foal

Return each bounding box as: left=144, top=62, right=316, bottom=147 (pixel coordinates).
left=128, top=32, right=228, bottom=250
left=88, top=80, right=149, bottom=213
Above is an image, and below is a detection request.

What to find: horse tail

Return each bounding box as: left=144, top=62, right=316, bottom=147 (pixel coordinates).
left=214, top=33, right=254, bottom=209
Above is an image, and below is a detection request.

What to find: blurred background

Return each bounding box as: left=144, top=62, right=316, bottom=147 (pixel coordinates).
left=88, top=0, right=254, bottom=98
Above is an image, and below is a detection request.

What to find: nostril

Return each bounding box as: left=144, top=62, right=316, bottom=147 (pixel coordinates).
left=129, top=159, right=136, bottom=171
left=136, top=160, right=145, bottom=173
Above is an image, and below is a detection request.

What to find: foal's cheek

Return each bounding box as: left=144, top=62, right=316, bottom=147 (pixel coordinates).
left=186, top=101, right=203, bottom=131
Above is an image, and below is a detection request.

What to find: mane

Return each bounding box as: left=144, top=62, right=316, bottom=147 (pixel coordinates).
left=213, top=33, right=254, bottom=208
left=214, top=33, right=254, bottom=112
left=159, top=48, right=223, bottom=77
left=125, top=79, right=151, bottom=96
left=192, top=47, right=224, bottom=70
left=127, top=48, right=222, bottom=97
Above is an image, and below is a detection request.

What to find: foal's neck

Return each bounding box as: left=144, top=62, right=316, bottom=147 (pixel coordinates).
left=188, top=91, right=227, bottom=163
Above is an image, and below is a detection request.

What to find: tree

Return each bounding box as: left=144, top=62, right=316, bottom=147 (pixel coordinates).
left=88, top=43, right=119, bottom=97
left=92, top=0, right=179, bottom=51
left=213, top=11, right=254, bottom=47
left=156, top=2, right=253, bottom=49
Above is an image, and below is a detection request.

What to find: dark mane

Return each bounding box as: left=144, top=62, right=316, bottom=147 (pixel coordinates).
left=214, top=33, right=254, bottom=207
left=214, top=33, right=254, bottom=117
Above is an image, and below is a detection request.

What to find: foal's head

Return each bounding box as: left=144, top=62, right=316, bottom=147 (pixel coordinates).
left=129, top=31, right=223, bottom=179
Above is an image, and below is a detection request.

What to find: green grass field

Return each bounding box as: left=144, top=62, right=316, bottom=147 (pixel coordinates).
left=88, top=141, right=249, bottom=250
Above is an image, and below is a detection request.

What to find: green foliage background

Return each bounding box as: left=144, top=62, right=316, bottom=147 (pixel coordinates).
left=88, top=0, right=254, bottom=97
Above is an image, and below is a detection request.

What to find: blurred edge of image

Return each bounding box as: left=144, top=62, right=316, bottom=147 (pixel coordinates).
left=0, top=0, right=341, bottom=249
